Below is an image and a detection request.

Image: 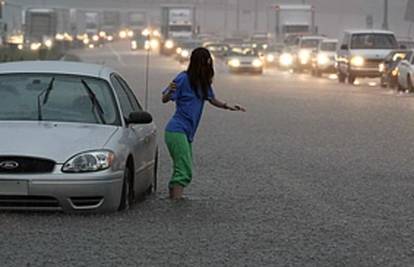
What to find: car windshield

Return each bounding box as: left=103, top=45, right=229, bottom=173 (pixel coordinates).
left=351, top=34, right=398, bottom=49
left=301, top=39, right=321, bottom=49
left=321, top=42, right=337, bottom=51
left=0, top=74, right=120, bottom=125
left=229, top=47, right=258, bottom=56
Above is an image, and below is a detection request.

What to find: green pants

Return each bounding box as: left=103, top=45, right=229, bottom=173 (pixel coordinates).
left=165, top=131, right=193, bottom=188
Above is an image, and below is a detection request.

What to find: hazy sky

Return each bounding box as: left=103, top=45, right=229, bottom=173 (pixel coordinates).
left=9, top=0, right=414, bottom=38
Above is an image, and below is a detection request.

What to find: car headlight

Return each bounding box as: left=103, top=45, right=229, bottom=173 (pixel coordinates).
left=44, top=39, right=53, bottom=48
left=30, top=42, right=41, bottom=51
left=379, top=63, right=385, bottom=73
left=392, top=68, right=398, bottom=76
left=266, top=54, right=275, bottom=62
left=92, top=35, right=99, bottom=42
left=351, top=56, right=364, bottom=67
left=252, top=59, right=263, bottom=68
left=280, top=53, right=293, bottom=66
left=176, top=47, right=182, bottom=54
left=299, top=50, right=311, bottom=64
left=181, top=49, right=190, bottom=58
left=165, top=40, right=174, bottom=49
left=317, top=54, right=330, bottom=66
left=229, top=58, right=241, bottom=67
left=62, top=151, right=115, bottom=173
left=131, top=40, right=137, bottom=49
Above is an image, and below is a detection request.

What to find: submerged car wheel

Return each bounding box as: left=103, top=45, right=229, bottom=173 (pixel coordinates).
left=407, top=75, right=414, bottom=93
left=338, top=72, right=346, bottom=83
left=348, top=74, right=356, bottom=85
left=146, top=150, right=158, bottom=195
left=119, top=165, right=134, bottom=211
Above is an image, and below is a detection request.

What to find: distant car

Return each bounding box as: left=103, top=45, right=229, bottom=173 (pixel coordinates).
left=397, top=38, right=414, bottom=49
left=0, top=61, right=158, bottom=213
left=226, top=46, right=263, bottom=74
left=293, top=36, right=326, bottom=72
left=130, top=35, right=146, bottom=51
left=176, top=39, right=204, bottom=63
left=379, top=50, right=411, bottom=89
left=261, top=43, right=285, bottom=67
left=396, top=51, right=414, bottom=92
left=336, top=30, right=399, bottom=84
left=311, top=39, right=338, bottom=77
left=204, top=42, right=230, bottom=59
left=160, top=39, right=177, bottom=55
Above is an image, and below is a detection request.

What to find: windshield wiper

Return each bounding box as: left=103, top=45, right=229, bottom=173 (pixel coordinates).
left=81, top=80, right=106, bottom=124
left=37, top=78, right=55, bottom=121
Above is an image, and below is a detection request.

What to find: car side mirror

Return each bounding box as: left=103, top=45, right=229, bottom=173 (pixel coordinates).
left=340, top=44, right=348, bottom=50
left=127, top=111, right=153, bottom=124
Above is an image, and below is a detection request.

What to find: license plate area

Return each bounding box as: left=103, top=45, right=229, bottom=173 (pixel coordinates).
left=0, top=180, right=29, bottom=195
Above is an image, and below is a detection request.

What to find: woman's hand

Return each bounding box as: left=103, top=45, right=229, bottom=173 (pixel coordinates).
left=162, top=82, right=177, bottom=103
left=226, top=103, right=246, bottom=112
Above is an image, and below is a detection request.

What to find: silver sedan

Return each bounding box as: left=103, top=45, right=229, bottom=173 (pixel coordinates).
left=0, top=61, right=157, bottom=212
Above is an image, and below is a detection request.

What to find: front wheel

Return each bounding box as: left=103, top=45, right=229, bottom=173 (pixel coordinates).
left=408, top=75, right=414, bottom=93
left=118, top=166, right=134, bottom=211
left=146, top=150, right=158, bottom=195
left=348, top=74, right=356, bottom=85
left=338, top=72, right=346, bottom=83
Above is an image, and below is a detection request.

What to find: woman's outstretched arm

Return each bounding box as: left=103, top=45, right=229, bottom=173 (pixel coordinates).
left=209, top=98, right=246, bottom=112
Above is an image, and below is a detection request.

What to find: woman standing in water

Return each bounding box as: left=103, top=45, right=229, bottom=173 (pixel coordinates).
left=162, top=47, right=246, bottom=200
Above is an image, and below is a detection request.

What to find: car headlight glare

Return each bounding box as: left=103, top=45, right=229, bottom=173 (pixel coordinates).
left=62, top=151, right=114, bottom=173
left=280, top=53, right=293, bottom=66
left=317, top=54, right=330, bottom=65
left=252, top=59, right=263, bottom=68
left=266, top=54, right=275, bottom=62
left=181, top=49, right=190, bottom=58
left=299, top=50, right=311, bottom=64
left=131, top=40, right=137, bottom=49
left=229, top=58, right=241, bottom=67
left=351, top=56, right=364, bottom=67
left=379, top=63, right=385, bottom=73
left=165, top=40, right=174, bottom=49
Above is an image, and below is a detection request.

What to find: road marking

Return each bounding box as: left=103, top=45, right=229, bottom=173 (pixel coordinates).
left=108, top=44, right=126, bottom=66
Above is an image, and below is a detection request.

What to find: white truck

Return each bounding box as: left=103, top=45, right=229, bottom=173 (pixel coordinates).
left=24, top=9, right=57, bottom=47
left=274, top=5, right=316, bottom=44
left=161, top=5, right=196, bottom=40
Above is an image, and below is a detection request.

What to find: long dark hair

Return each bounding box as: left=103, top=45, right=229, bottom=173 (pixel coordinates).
left=187, top=47, right=214, bottom=100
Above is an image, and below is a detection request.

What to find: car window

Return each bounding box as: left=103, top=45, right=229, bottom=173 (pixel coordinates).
left=320, top=42, right=337, bottom=51
left=111, top=75, right=134, bottom=118
left=115, top=75, right=143, bottom=111
left=301, top=39, right=320, bottom=49
left=0, top=74, right=120, bottom=125
left=351, top=34, right=398, bottom=49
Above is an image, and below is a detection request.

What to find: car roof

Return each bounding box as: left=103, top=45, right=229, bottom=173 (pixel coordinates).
left=321, top=39, right=338, bottom=43
left=0, top=61, right=116, bottom=80
left=344, top=29, right=395, bottom=35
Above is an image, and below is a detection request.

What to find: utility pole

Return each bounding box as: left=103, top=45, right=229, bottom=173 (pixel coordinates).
left=236, top=0, right=240, bottom=33
left=224, top=0, right=228, bottom=37
left=382, top=0, right=389, bottom=30
left=254, top=0, right=258, bottom=32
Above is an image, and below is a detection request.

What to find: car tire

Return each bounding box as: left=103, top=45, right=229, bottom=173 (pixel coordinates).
left=146, top=150, right=158, bottom=195
left=348, top=74, right=356, bottom=85
left=118, top=165, right=133, bottom=211
left=408, top=74, right=414, bottom=93
left=338, top=72, right=346, bottom=83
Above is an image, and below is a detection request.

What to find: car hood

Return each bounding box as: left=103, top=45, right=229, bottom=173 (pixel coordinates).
left=0, top=121, right=119, bottom=163
left=351, top=49, right=394, bottom=60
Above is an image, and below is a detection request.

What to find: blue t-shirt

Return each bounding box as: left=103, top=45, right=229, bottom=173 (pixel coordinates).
left=163, top=72, right=215, bottom=143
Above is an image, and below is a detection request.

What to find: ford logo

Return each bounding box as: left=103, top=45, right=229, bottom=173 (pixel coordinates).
left=0, top=161, right=19, bottom=170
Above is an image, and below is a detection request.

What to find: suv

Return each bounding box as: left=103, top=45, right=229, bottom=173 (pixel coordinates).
left=293, top=36, right=326, bottom=72
left=337, top=30, right=399, bottom=84
left=311, top=39, right=338, bottom=77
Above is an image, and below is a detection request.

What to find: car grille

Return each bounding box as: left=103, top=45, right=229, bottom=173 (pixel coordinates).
left=364, top=59, right=382, bottom=69
left=0, top=156, right=55, bottom=174
left=0, top=196, right=60, bottom=209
